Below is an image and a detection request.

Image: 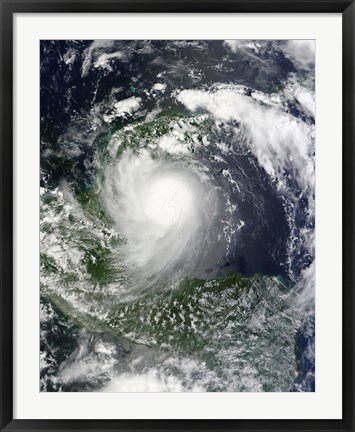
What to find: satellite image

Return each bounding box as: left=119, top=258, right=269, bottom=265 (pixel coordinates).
left=40, top=40, right=315, bottom=392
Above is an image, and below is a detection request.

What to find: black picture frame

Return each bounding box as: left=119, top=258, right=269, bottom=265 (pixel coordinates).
left=1, top=1, right=354, bottom=431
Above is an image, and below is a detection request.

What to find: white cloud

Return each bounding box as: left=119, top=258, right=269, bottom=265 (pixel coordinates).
left=114, top=96, right=141, bottom=116
left=58, top=338, right=118, bottom=384
left=63, top=48, right=77, bottom=65
left=294, top=261, right=315, bottom=316
left=103, top=96, right=142, bottom=123
left=152, top=82, right=167, bottom=93
left=293, top=87, right=315, bottom=118
left=282, top=76, right=315, bottom=118
left=81, top=40, right=115, bottom=77
left=224, top=40, right=269, bottom=65
left=157, top=135, right=190, bottom=155
left=99, top=356, right=220, bottom=392
left=100, top=370, right=184, bottom=392
left=93, top=51, right=126, bottom=71
left=282, top=40, right=315, bottom=70
left=176, top=86, right=315, bottom=193
left=224, top=40, right=261, bottom=54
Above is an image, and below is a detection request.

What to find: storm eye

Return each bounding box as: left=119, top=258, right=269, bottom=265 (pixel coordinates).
left=143, top=177, right=193, bottom=227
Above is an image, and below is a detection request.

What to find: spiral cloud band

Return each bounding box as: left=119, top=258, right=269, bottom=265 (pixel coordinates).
left=103, top=148, right=229, bottom=288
